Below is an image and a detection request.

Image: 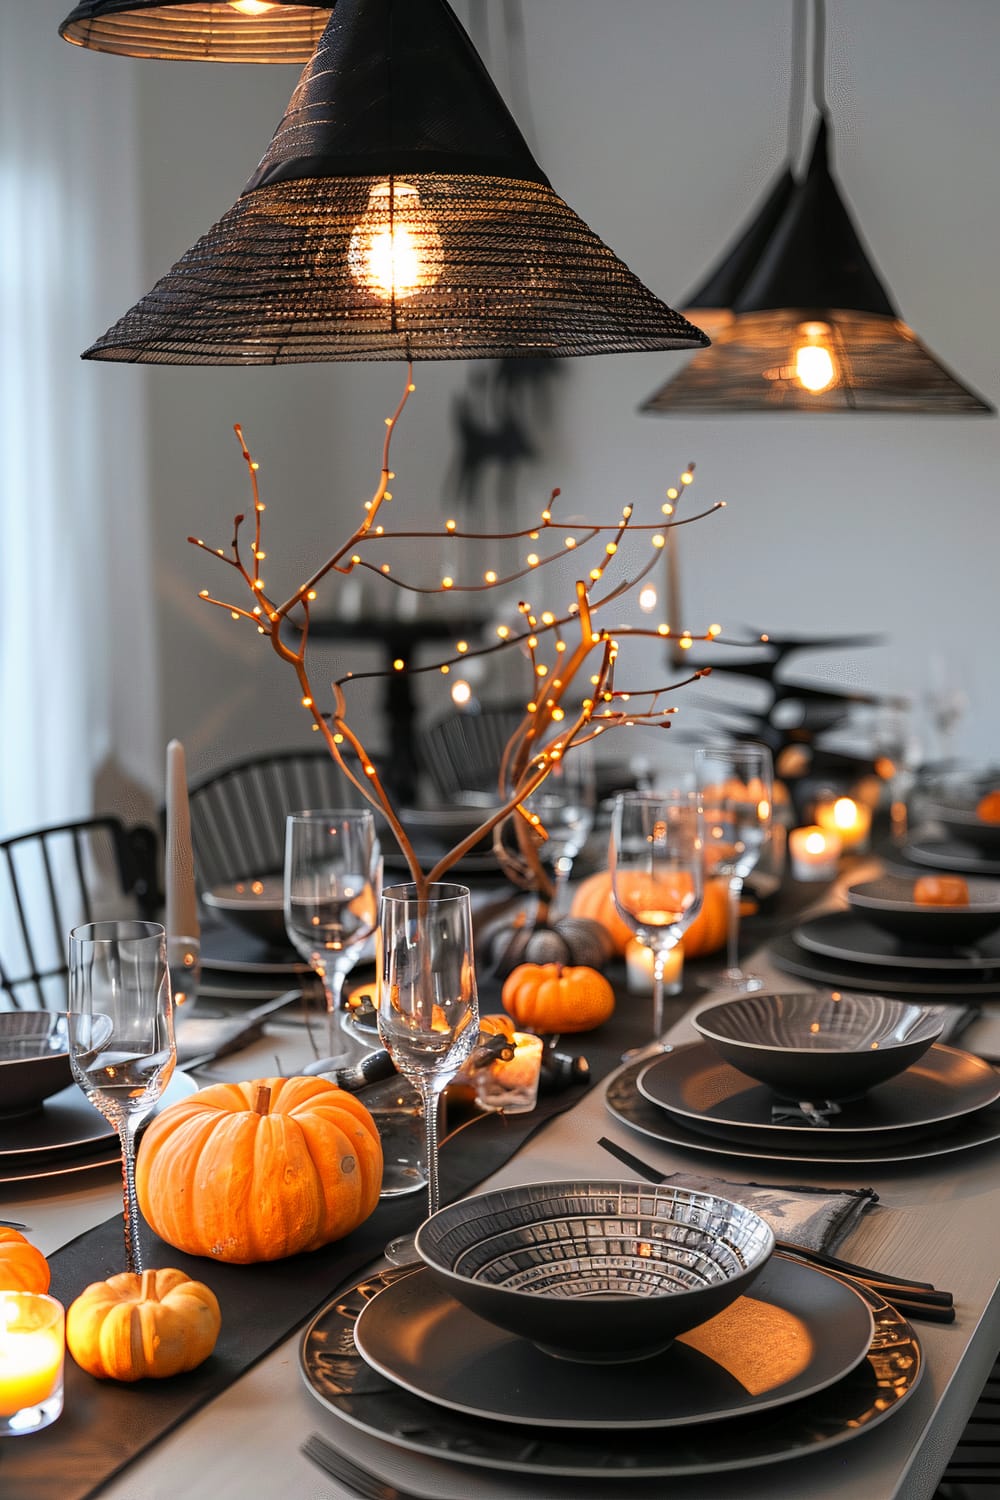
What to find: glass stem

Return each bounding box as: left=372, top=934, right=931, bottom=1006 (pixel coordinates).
left=321, top=966, right=347, bottom=1059
left=120, top=1118, right=142, bottom=1276
left=651, top=951, right=666, bottom=1042
left=726, top=875, right=744, bottom=976
left=421, top=1082, right=443, bottom=1220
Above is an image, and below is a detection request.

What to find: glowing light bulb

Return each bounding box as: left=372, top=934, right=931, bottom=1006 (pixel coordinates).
left=451, top=679, right=473, bottom=706
left=638, top=585, right=658, bottom=613
left=348, top=180, right=442, bottom=301
left=793, top=322, right=838, bottom=393
left=228, top=0, right=274, bottom=13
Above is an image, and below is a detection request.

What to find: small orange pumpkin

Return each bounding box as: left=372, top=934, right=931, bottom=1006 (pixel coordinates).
left=67, top=1268, right=221, bottom=1381
left=135, top=1076, right=383, bottom=1264
left=0, top=1228, right=50, bottom=1294
left=502, top=963, right=615, bottom=1033
left=914, top=875, right=969, bottom=906
left=976, top=790, right=1000, bottom=824
left=570, top=870, right=730, bottom=959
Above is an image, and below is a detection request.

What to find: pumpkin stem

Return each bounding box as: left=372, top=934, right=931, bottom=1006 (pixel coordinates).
left=252, top=1083, right=272, bottom=1115
left=140, top=1269, right=158, bottom=1302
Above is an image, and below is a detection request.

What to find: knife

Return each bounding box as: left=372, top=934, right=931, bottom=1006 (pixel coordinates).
left=175, top=990, right=304, bottom=1071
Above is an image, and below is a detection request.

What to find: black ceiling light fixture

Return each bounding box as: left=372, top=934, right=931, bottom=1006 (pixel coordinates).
left=643, top=0, right=993, bottom=415
left=59, top=0, right=333, bottom=64
left=82, top=0, right=709, bottom=365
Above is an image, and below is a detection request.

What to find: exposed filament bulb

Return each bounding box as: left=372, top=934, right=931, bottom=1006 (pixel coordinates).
left=348, top=180, right=443, bottom=301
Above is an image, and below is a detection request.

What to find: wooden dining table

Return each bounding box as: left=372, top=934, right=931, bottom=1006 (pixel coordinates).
left=3, top=866, right=999, bottom=1500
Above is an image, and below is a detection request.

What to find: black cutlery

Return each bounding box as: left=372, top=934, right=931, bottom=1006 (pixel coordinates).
left=301, top=1431, right=433, bottom=1500
left=596, top=1134, right=955, bottom=1322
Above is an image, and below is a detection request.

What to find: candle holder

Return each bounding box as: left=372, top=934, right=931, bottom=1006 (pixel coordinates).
left=789, top=825, right=842, bottom=881
left=473, top=1032, right=544, bottom=1115
left=625, top=939, right=684, bottom=997
left=813, top=794, right=871, bottom=853
left=0, top=1292, right=65, bottom=1436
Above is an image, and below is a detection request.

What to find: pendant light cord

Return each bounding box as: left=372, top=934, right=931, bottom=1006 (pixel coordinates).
left=811, top=0, right=829, bottom=118
left=787, top=0, right=808, bottom=167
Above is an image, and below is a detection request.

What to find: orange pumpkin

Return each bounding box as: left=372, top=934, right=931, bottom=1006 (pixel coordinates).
left=914, top=875, right=969, bottom=906
left=977, top=790, right=1000, bottom=824
left=570, top=870, right=730, bottom=958
left=135, top=1077, right=383, bottom=1264
left=502, top=963, right=615, bottom=1033
left=67, top=1268, right=221, bottom=1381
left=0, top=1228, right=50, bottom=1294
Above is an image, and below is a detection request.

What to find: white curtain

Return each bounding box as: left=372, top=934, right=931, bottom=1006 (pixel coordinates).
left=0, top=1, right=159, bottom=840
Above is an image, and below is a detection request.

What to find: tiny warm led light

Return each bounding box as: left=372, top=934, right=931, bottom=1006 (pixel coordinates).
left=536, top=664, right=548, bottom=677
left=446, top=519, right=457, bottom=532
left=681, top=471, right=693, bottom=485
left=652, top=534, right=665, bottom=548
left=638, top=585, right=658, bottom=612
left=301, top=695, right=313, bottom=707
left=231, top=610, right=240, bottom=620
left=541, top=509, right=552, bottom=521
left=351, top=554, right=361, bottom=565
left=679, top=636, right=693, bottom=649
left=393, top=658, right=405, bottom=671
left=380, top=563, right=391, bottom=574
left=442, top=576, right=454, bottom=589
left=541, top=612, right=555, bottom=625
left=440, top=663, right=450, bottom=674
left=564, top=537, right=577, bottom=549
left=526, top=553, right=540, bottom=567
left=605, top=542, right=617, bottom=555
left=556, top=639, right=567, bottom=652
left=456, top=640, right=468, bottom=653
left=708, top=623, right=722, bottom=636
left=529, top=531, right=539, bottom=541
left=484, top=570, right=497, bottom=584
left=333, top=733, right=344, bottom=744
left=590, top=674, right=601, bottom=685
left=589, top=568, right=601, bottom=582
left=256, top=503, right=265, bottom=513
left=552, top=707, right=565, bottom=721
left=667, top=487, right=679, bottom=500
left=364, top=763, right=377, bottom=776
left=658, top=623, right=670, bottom=636
left=199, top=589, right=210, bottom=598
left=451, top=679, right=472, bottom=706
left=496, top=625, right=510, bottom=639
left=662, top=502, right=675, bottom=516
left=527, top=635, right=538, bottom=649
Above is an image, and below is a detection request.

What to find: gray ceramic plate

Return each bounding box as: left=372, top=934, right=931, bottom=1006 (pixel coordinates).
left=903, top=837, right=1000, bottom=877
left=636, top=1042, right=1000, bottom=1148
left=795, top=912, right=1000, bottom=972
left=0, top=1069, right=197, bottom=1167
left=300, top=1266, right=920, bottom=1478
left=607, top=1059, right=1000, bottom=1167
left=769, top=931, right=1000, bottom=997
left=846, top=875, right=1000, bottom=947
left=353, top=1258, right=873, bottom=1429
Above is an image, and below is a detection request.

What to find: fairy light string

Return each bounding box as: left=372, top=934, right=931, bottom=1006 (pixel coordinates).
left=189, top=363, right=729, bottom=898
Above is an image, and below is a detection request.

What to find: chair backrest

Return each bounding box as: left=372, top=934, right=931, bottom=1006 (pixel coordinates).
left=0, top=816, right=159, bottom=1011
left=187, top=748, right=368, bottom=891
left=417, top=704, right=526, bottom=802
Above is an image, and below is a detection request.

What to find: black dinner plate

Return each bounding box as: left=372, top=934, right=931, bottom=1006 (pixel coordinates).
left=903, top=836, right=1000, bottom=877
left=352, top=1258, right=873, bottom=1430
left=0, top=1070, right=197, bottom=1170
left=300, top=1266, right=920, bottom=1479
left=606, top=1059, right=1000, bottom=1167
left=199, top=922, right=307, bottom=976
left=794, top=911, right=1000, bottom=972
left=635, top=1042, right=1000, bottom=1151
left=768, top=931, right=1000, bottom=997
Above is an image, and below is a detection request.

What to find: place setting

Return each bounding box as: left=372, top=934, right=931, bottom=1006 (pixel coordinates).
left=901, top=773, right=1000, bottom=874
left=605, top=989, right=1000, bottom=1167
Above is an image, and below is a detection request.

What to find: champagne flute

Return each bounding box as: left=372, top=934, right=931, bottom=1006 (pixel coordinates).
left=525, top=747, right=597, bottom=916
left=696, top=742, right=774, bottom=993
left=283, top=810, right=381, bottom=1059
left=67, top=920, right=176, bottom=1274
left=376, top=882, right=479, bottom=1263
left=610, top=791, right=704, bottom=1049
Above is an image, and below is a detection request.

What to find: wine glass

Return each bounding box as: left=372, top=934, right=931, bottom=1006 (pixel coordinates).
left=695, top=741, right=774, bottom=993
left=525, top=746, right=597, bottom=916
left=376, top=882, right=479, bottom=1263
left=610, top=790, right=704, bottom=1049
left=283, top=810, right=381, bottom=1060
left=67, top=919, right=176, bottom=1274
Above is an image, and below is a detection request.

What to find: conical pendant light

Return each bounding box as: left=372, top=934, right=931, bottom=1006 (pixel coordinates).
left=59, top=1, right=332, bottom=63
left=643, top=0, right=993, bottom=415
left=83, top=0, right=708, bottom=365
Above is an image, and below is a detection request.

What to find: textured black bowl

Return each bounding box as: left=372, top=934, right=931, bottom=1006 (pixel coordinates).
left=415, top=1180, right=774, bottom=1363
left=201, top=876, right=289, bottom=950
left=847, top=876, right=1000, bottom=946
left=693, top=991, right=943, bottom=1101
left=0, top=1012, right=72, bottom=1116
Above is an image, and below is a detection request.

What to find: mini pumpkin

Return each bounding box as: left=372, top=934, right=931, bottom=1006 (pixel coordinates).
left=570, top=870, right=730, bottom=959
left=914, top=875, right=969, bottom=906
left=67, top=1268, right=221, bottom=1381
left=977, top=790, right=1000, bottom=824
left=0, top=1228, right=50, bottom=1294
left=502, top=962, right=615, bottom=1033
left=135, top=1076, right=383, bottom=1264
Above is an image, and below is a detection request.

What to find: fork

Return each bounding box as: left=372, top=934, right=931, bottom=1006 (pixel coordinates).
left=301, top=1432, right=434, bottom=1500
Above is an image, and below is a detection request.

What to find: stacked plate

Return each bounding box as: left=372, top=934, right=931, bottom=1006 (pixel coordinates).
left=905, top=776, right=1000, bottom=875
left=300, top=1214, right=922, bottom=1482
left=770, top=872, right=1000, bottom=999
left=0, top=1069, right=196, bottom=1185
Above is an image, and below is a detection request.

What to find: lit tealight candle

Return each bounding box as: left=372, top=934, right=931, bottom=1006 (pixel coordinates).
left=0, top=1292, right=65, bottom=1435
left=625, top=940, right=684, bottom=996
left=475, top=1032, right=544, bottom=1114
left=789, top=825, right=842, bottom=881
left=814, top=795, right=871, bottom=852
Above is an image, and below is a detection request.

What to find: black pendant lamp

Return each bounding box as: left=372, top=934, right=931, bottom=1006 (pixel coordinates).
left=644, top=0, right=993, bottom=415
left=59, top=1, right=332, bottom=63
left=83, top=0, right=708, bottom=365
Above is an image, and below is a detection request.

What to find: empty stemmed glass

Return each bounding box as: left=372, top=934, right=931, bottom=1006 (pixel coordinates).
left=283, top=810, right=381, bottom=1059
left=696, top=742, right=774, bottom=993
left=67, top=920, right=176, bottom=1274
left=610, top=791, right=704, bottom=1050
left=525, top=748, right=597, bottom=916
left=375, top=882, right=479, bottom=1263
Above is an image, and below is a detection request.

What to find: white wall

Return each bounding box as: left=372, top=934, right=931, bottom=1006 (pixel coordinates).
left=78, top=0, right=1000, bottom=790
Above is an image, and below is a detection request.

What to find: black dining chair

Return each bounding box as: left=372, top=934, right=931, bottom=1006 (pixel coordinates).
left=0, top=816, right=160, bottom=1011
left=186, top=747, right=369, bottom=892
left=416, top=703, right=527, bottom=804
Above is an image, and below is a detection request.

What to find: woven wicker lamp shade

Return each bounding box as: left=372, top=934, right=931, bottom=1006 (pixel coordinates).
left=645, top=28, right=993, bottom=418
left=59, top=1, right=332, bottom=63
left=83, top=0, right=707, bottom=365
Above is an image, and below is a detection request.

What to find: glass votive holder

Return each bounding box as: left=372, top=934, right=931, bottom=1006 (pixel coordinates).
left=813, top=794, right=871, bottom=853
left=0, top=1292, right=65, bottom=1436
left=625, top=940, right=684, bottom=996
left=474, top=1032, right=544, bottom=1115
left=789, top=825, right=842, bottom=881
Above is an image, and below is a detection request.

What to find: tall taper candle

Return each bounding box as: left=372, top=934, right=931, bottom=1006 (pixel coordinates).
left=165, top=740, right=199, bottom=942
